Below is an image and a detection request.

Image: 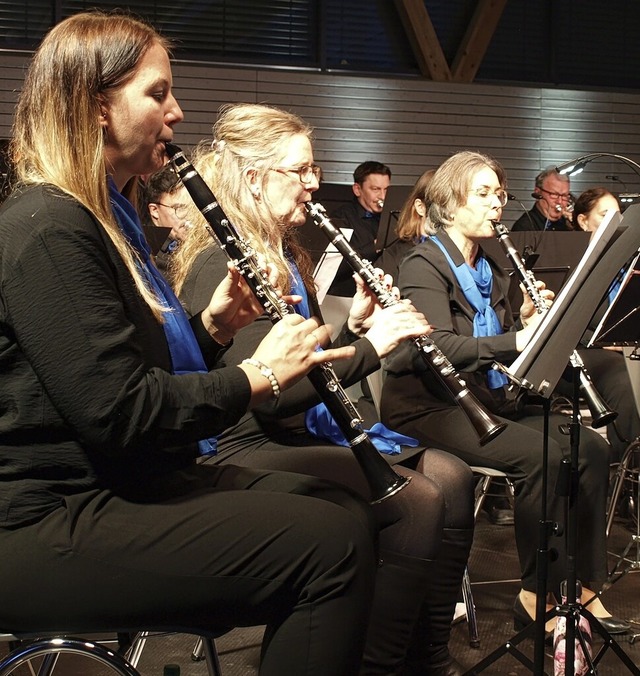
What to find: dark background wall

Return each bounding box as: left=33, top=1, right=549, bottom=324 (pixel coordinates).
left=2, top=1, right=640, bottom=92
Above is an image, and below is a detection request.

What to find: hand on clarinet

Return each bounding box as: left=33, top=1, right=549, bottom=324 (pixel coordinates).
left=347, top=272, right=432, bottom=358
left=201, top=260, right=302, bottom=346
left=515, top=280, right=555, bottom=351
left=241, top=315, right=356, bottom=405
left=346, top=271, right=392, bottom=336
left=200, top=261, right=268, bottom=345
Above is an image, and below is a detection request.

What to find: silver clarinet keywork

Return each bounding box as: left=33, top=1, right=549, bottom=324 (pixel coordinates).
left=306, top=201, right=508, bottom=446
left=165, top=142, right=410, bottom=503
left=492, top=221, right=617, bottom=429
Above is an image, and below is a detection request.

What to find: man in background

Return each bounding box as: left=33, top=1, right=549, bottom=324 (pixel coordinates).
left=140, top=165, right=192, bottom=277
left=326, top=160, right=392, bottom=297
left=511, top=166, right=574, bottom=231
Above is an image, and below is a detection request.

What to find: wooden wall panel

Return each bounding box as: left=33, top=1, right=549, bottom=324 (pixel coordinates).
left=2, top=52, right=640, bottom=223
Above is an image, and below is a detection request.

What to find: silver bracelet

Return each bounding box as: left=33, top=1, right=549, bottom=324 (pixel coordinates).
left=241, top=358, right=281, bottom=399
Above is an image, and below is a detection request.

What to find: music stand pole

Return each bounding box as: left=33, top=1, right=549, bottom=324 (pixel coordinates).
left=533, top=395, right=554, bottom=673
left=464, top=372, right=557, bottom=676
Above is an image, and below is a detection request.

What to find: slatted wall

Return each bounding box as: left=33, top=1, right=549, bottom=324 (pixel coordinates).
left=2, top=51, right=640, bottom=224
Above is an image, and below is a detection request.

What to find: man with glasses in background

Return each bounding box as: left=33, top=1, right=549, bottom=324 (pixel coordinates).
left=140, top=164, right=192, bottom=277
left=511, top=166, right=575, bottom=231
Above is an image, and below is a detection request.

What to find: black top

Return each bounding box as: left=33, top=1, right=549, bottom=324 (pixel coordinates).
left=0, top=185, right=250, bottom=527
left=511, top=205, right=572, bottom=232
left=327, top=199, right=381, bottom=296
left=376, top=238, right=414, bottom=283
left=384, top=230, right=520, bottom=415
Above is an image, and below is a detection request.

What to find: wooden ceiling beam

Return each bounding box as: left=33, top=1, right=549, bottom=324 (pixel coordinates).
left=394, top=0, right=451, bottom=82
left=451, top=0, right=509, bottom=82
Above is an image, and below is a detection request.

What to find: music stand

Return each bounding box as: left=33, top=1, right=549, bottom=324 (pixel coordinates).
left=376, top=184, right=411, bottom=253
left=142, top=225, right=173, bottom=255
left=468, top=206, right=640, bottom=675
left=588, top=250, right=640, bottom=625
left=588, top=253, right=640, bottom=348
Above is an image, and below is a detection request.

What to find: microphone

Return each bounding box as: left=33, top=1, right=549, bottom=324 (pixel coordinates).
left=531, top=192, right=542, bottom=200
left=507, top=193, right=517, bottom=201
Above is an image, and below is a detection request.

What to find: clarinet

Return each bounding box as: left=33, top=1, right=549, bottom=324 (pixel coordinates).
left=492, top=221, right=617, bottom=428
left=305, top=201, right=508, bottom=446
left=165, top=142, right=410, bottom=503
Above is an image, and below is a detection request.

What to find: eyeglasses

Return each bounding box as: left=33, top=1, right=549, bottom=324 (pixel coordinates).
left=469, top=187, right=509, bottom=207
left=271, top=165, right=322, bottom=186
left=539, top=187, right=572, bottom=201
left=154, top=202, right=189, bottom=220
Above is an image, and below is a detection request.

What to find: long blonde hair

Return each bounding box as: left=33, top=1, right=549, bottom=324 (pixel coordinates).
left=11, top=11, right=171, bottom=317
left=172, top=103, right=315, bottom=297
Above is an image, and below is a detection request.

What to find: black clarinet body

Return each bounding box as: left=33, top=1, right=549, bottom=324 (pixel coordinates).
left=306, top=201, right=508, bottom=446
left=165, top=142, right=410, bottom=503
left=493, top=221, right=617, bottom=428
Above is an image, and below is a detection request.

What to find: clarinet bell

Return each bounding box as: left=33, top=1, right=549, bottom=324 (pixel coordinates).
left=578, top=371, right=618, bottom=428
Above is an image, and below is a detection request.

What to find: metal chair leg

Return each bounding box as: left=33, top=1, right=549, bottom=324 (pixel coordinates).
left=191, top=636, right=223, bottom=676
left=461, top=566, right=480, bottom=649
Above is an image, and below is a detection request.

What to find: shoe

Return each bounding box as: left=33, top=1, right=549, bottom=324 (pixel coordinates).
left=590, top=615, right=631, bottom=634
left=422, top=656, right=464, bottom=676
left=513, top=594, right=553, bottom=644
left=485, top=503, right=515, bottom=526
left=580, top=586, right=631, bottom=634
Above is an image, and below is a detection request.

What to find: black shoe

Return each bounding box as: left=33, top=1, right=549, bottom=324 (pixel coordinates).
left=513, top=594, right=553, bottom=645
left=485, top=503, right=515, bottom=526
left=422, top=656, right=464, bottom=676
left=591, top=614, right=631, bottom=634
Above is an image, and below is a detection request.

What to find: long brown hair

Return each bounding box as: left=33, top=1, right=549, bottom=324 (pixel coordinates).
left=396, top=169, right=435, bottom=242
left=11, top=11, right=171, bottom=317
left=573, top=187, right=616, bottom=231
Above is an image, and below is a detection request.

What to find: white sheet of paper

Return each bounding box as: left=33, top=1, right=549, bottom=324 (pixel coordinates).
left=313, top=227, right=353, bottom=304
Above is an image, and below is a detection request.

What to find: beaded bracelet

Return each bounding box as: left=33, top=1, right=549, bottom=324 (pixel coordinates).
left=241, top=358, right=281, bottom=399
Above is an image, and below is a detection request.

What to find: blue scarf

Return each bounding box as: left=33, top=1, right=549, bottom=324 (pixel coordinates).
left=108, top=179, right=217, bottom=456
left=288, top=258, right=418, bottom=455
left=431, top=235, right=508, bottom=389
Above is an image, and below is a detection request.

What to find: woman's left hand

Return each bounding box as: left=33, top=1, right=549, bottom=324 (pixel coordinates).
left=201, top=262, right=268, bottom=345
left=346, top=271, right=396, bottom=335
left=519, top=280, right=554, bottom=326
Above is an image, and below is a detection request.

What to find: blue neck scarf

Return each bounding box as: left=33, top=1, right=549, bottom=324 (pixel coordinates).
left=431, top=235, right=508, bottom=389
left=108, top=179, right=217, bottom=455
left=288, top=257, right=418, bottom=455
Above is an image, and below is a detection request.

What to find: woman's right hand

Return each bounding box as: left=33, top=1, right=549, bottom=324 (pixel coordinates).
left=515, top=309, right=548, bottom=352
left=239, top=315, right=356, bottom=404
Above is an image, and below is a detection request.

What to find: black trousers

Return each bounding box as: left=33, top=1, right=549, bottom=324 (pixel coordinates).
left=209, top=432, right=475, bottom=558
left=0, top=464, right=377, bottom=676
left=577, top=347, right=640, bottom=461
left=382, top=373, right=611, bottom=595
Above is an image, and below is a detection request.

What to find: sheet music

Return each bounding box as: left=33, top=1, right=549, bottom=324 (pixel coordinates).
left=313, top=227, right=353, bottom=304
